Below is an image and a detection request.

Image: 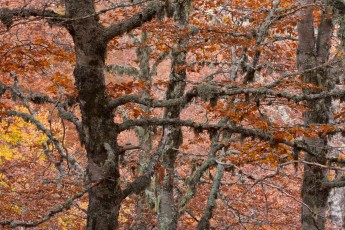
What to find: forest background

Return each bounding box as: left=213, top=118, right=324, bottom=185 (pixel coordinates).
left=1, top=0, right=345, bottom=229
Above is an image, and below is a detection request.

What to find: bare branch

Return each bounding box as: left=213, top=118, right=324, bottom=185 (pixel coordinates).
left=118, top=118, right=321, bottom=157
left=178, top=130, right=223, bottom=215
left=7, top=82, right=83, bottom=137
left=109, top=79, right=345, bottom=111
left=106, top=64, right=140, bottom=77
left=109, top=94, right=189, bottom=109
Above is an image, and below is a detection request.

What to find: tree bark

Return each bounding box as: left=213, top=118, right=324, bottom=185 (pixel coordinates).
left=296, top=1, right=333, bottom=229
left=329, top=186, right=345, bottom=229
left=62, top=1, right=165, bottom=228
left=327, top=5, right=345, bottom=228
left=157, top=1, right=191, bottom=229
left=132, top=31, right=155, bottom=229
left=196, top=164, right=224, bottom=230
left=157, top=37, right=187, bottom=230
left=64, top=1, right=122, bottom=229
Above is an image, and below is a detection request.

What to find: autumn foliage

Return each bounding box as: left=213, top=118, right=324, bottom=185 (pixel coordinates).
left=1, top=0, right=345, bottom=229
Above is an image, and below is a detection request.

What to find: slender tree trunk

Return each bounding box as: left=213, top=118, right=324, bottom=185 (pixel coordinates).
left=158, top=39, right=187, bottom=230
left=329, top=186, right=345, bottom=229
left=133, top=31, right=155, bottom=229
left=157, top=1, right=191, bottom=229
left=296, top=1, right=333, bottom=229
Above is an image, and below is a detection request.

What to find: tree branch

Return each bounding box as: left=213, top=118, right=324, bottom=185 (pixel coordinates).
left=7, top=110, right=84, bottom=175
left=0, top=7, right=64, bottom=28
left=118, top=118, right=272, bottom=139
left=106, top=64, right=140, bottom=77
left=109, top=94, right=189, bottom=109
left=9, top=84, right=83, bottom=138
left=109, top=80, right=345, bottom=110
left=0, top=182, right=97, bottom=228
left=118, top=117, right=321, bottom=157
left=122, top=150, right=160, bottom=199
left=322, top=178, right=345, bottom=188
left=178, top=129, right=223, bottom=215
left=103, top=1, right=164, bottom=42
left=196, top=164, right=224, bottom=230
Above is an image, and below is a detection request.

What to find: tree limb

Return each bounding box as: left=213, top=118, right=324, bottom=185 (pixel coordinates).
left=196, top=164, right=224, bottom=230
left=7, top=110, right=84, bottom=175
left=121, top=150, right=160, bottom=199
left=322, top=178, right=345, bottom=188
left=0, top=182, right=97, bottom=228
left=103, top=1, right=164, bottom=42
left=0, top=7, right=64, bottom=28
left=109, top=94, right=189, bottom=109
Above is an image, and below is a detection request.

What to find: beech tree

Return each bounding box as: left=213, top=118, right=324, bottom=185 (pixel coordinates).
left=2, top=0, right=345, bottom=229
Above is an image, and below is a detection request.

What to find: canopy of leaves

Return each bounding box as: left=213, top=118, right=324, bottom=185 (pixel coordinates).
left=1, top=0, right=345, bottom=229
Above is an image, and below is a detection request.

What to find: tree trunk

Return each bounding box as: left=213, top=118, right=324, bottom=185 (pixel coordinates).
left=157, top=42, right=186, bottom=230
left=73, top=30, right=122, bottom=230
left=64, top=1, right=122, bottom=229
left=132, top=31, right=155, bottom=229
left=328, top=5, right=345, bottom=228
left=157, top=1, right=191, bottom=229
left=296, top=1, right=333, bottom=229
left=329, top=186, right=345, bottom=229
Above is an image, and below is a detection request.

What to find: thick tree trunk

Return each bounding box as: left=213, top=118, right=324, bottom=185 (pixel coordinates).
left=0, top=0, right=168, bottom=228
left=65, top=1, right=122, bottom=229
left=297, top=1, right=333, bottom=229
left=73, top=33, right=122, bottom=230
